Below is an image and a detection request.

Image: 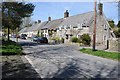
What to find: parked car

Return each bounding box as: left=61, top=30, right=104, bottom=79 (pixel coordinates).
left=20, top=34, right=27, bottom=39
left=33, top=36, right=48, bottom=43
left=20, top=36, right=26, bottom=39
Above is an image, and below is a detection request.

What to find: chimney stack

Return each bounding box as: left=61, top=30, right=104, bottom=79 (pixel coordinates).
left=34, top=21, right=37, bottom=24
left=98, top=3, right=103, bottom=15
left=64, top=10, right=69, bottom=18
left=48, top=16, right=51, bottom=21
left=38, top=20, right=41, bottom=23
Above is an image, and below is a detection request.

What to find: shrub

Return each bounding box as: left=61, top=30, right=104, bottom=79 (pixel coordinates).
left=51, top=37, right=60, bottom=41
left=61, top=38, right=64, bottom=43
left=81, top=34, right=91, bottom=45
left=51, top=37, right=61, bottom=44
left=71, top=37, right=78, bottom=43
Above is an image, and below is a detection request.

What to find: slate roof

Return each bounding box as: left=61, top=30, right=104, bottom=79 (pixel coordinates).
left=37, top=21, right=48, bottom=30
left=59, top=11, right=94, bottom=27
left=41, top=18, right=64, bottom=30
left=26, top=23, right=40, bottom=32
left=19, top=11, right=95, bottom=33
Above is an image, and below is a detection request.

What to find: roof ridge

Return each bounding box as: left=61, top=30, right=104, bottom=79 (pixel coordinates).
left=68, top=11, right=94, bottom=18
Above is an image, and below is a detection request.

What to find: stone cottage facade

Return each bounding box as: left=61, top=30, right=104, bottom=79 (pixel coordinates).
left=19, top=3, right=116, bottom=49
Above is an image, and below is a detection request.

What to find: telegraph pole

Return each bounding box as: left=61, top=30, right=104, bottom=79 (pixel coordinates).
left=93, top=0, right=97, bottom=51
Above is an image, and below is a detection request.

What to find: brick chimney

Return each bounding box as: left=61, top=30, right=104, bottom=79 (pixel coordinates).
left=48, top=16, right=51, bottom=21
left=98, top=3, right=103, bottom=15
left=38, top=20, right=41, bottom=23
left=64, top=10, right=69, bottom=18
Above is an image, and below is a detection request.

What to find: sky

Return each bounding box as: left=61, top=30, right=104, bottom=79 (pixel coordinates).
left=30, top=2, right=118, bottom=24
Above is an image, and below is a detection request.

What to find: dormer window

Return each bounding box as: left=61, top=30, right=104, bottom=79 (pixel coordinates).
left=61, top=26, right=64, bottom=29
left=66, top=26, right=70, bottom=29
left=104, top=24, right=107, bottom=30
left=73, top=26, right=78, bottom=28
left=78, top=24, right=83, bottom=30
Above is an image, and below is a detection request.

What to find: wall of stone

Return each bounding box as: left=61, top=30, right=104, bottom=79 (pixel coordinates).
left=108, top=38, right=120, bottom=52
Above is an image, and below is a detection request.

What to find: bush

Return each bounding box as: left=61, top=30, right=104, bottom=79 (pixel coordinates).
left=51, top=37, right=61, bottom=44
left=71, top=37, right=79, bottom=43
left=81, top=34, right=91, bottom=45
left=61, top=38, right=64, bottom=43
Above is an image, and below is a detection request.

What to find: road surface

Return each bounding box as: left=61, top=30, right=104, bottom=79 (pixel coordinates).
left=12, top=38, right=119, bottom=78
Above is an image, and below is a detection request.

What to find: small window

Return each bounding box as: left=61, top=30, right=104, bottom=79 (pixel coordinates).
left=104, top=25, right=107, bottom=30
left=104, top=36, right=106, bottom=40
left=78, top=24, right=82, bottom=29
left=66, top=26, right=70, bottom=29
left=73, top=26, right=78, bottom=28
left=61, top=25, right=64, bottom=29
left=45, top=30, right=47, bottom=33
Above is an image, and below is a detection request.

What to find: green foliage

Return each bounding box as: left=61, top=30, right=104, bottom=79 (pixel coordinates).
left=71, top=37, right=79, bottom=43
left=108, top=20, right=114, bottom=28
left=37, top=30, right=40, bottom=37
left=2, top=2, right=35, bottom=40
left=0, top=40, right=23, bottom=55
left=117, top=21, right=120, bottom=28
left=81, top=34, right=91, bottom=45
left=61, top=38, right=64, bottom=43
left=113, top=28, right=120, bottom=38
left=48, top=30, right=53, bottom=37
left=51, top=37, right=60, bottom=41
left=80, top=48, right=120, bottom=61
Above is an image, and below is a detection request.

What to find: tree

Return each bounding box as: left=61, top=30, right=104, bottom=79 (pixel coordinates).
left=20, top=17, right=32, bottom=29
left=117, top=21, right=120, bottom=28
left=2, top=2, right=35, bottom=41
left=113, top=28, right=120, bottom=38
left=108, top=20, right=115, bottom=28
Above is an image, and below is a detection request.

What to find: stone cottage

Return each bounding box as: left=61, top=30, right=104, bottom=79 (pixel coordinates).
left=19, top=3, right=116, bottom=49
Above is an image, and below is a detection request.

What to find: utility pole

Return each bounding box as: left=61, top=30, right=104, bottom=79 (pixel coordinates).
left=93, top=0, right=97, bottom=51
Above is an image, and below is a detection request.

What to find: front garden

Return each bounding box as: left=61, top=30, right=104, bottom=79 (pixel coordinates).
left=71, top=34, right=91, bottom=46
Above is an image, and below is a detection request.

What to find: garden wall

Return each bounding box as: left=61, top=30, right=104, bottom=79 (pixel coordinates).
left=108, top=38, right=120, bottom=52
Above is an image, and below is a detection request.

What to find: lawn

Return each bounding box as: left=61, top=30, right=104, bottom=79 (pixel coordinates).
left=0, top=40, right=23, bottom=55
left=80, top=48, right=120, bottom=61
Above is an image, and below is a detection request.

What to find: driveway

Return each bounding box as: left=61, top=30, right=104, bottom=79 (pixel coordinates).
left=12, top=38, right=119, bottom=78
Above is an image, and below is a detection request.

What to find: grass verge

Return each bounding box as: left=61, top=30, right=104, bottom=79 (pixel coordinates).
left=80, top=48, right=120, bottom=61
left=0, top=40, right=23, bottom=55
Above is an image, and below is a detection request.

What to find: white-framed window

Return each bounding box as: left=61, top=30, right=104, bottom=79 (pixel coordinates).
left=61, top=25, right=64, bottom=29
left=66, top=25, right=70, bottom=29
left=78, top=24, right=82, bottom=29
left=70, top=25, right=72, bottom=29
left=64, top=25, right=67, bottom=30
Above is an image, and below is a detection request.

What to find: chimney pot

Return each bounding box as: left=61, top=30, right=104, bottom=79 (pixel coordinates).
left=48, top=16, right=51, bottom=21
left=38, top=20, right=41, bottom=23
left=64, top=10, right=69, bottom=18
left=98, top=3, right=103, bottom=15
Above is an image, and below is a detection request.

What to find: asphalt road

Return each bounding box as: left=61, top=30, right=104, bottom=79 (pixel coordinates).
left=11, top=38, right=119, bottom=78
